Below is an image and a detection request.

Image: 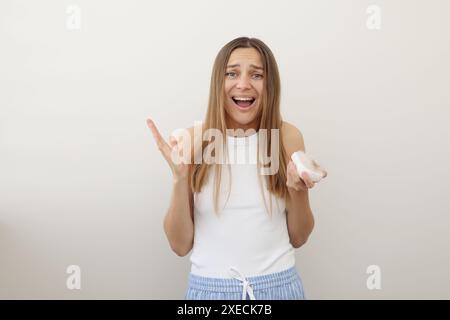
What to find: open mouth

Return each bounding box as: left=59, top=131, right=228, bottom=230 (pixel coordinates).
left=232, top=96, right=256, bottom=109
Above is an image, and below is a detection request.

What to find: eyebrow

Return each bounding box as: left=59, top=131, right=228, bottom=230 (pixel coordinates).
left=226, top=64, right=264, bottom=70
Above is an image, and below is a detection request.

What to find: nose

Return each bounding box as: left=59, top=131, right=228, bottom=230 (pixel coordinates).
left=236, top=74, right=251, bottom=90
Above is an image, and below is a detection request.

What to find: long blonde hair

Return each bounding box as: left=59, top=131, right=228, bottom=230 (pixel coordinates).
left=190, top=37, right=288, bottom=214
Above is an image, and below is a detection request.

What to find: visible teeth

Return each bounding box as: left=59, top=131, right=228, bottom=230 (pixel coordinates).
left=234, top=97, right=254, bottom=101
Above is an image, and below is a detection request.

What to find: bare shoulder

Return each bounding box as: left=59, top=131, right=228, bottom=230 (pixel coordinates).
left=281, top=121, right=306, bottom=157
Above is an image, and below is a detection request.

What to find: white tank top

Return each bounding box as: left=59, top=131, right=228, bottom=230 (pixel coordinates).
left=190, top=131, right=295, bottom=278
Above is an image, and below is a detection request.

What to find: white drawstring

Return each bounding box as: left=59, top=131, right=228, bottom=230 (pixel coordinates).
left=229, top=267, right=256, bottom=300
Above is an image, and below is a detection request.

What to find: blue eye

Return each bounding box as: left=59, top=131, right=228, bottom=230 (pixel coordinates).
left=226, top=72, right=237, bottom=78
left=252, top=74, right=263, bottom=79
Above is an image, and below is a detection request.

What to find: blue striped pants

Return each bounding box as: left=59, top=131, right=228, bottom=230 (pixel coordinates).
left=185, top=266, right=305, bottom=300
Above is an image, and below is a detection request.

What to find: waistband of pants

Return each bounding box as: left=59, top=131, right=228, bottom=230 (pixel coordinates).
left=187, top=267, right=299, bottom=293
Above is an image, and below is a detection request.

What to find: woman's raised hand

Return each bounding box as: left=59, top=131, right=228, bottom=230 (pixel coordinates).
left=146, top=119, right=190, bottom=181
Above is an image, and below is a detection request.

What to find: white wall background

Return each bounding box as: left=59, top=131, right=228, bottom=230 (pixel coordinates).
left=1, top=0, right=449, bottom=299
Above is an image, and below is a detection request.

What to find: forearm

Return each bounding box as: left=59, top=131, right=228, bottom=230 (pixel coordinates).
left=163, top=177, right=194, bottom=256
left=286, top=188, right=315, bottom=248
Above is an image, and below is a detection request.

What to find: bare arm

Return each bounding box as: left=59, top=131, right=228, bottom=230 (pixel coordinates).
left=282, top=122, right=317, bottom=248
left=147, top=119, right=194, bottom=256
left=163, top=175, right=194, bottom=256
left=285, top=184, right=314, bottom=248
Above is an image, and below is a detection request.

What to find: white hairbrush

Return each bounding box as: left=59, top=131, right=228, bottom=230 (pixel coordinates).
left=291, top=151, right=327, bottom=183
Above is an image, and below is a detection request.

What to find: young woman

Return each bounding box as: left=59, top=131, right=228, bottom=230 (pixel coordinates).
left=147, top=37, right=327, bottom=300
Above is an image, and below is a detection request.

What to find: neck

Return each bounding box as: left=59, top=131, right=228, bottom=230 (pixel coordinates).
left=225, top=117, right=260, bottom=133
